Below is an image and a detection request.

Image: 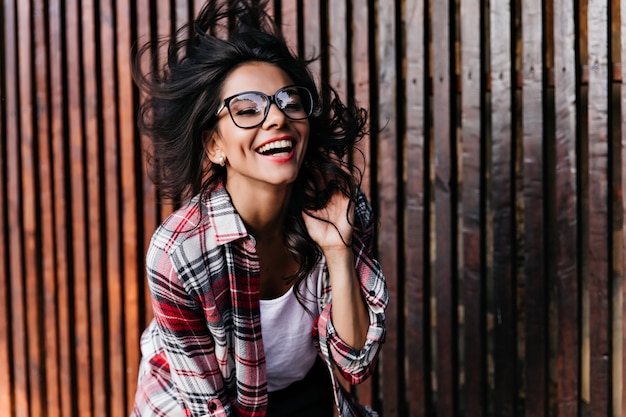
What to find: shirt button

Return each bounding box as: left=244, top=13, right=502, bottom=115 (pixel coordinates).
left=369, top=290, right=376, bottom=297
left=209, top=402, right=218, bottom=411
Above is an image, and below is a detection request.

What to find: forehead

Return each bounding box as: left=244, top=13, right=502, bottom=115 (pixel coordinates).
left=221, top=62, right=295, bottom=98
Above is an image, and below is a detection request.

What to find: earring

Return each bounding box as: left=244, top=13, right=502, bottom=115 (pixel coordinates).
left=219, top=155, right=226, bottom=166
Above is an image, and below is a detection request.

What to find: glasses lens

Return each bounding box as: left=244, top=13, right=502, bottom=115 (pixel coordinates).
left=276, top=87, right=312, bottom=120
left=228, top=93, right=268, bottom=128
left=224, top=87, right=313, bottom=128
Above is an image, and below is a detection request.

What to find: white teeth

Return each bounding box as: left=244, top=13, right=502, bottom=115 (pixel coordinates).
left=256, top=139, right=293, bottom=154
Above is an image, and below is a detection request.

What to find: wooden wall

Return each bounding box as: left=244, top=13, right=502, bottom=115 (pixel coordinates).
left=1, top=0, right=624, bottom=416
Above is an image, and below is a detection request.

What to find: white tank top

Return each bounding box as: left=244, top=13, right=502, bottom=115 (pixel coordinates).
left=260, top=266, right=321, bottom=392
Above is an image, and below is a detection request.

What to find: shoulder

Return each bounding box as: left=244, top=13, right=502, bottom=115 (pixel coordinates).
left=149, top=195, right=214, bottom=257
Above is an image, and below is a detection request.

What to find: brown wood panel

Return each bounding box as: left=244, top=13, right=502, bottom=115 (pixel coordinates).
left=376, top=1, right=401, bottom=416
left=99, top=0, right=127, bottom=414
left=352, top=0, right=372, bottom=198
left=280, top=0, right=299, bottom=57
left=460, top=0, right=485, bottom=414
left=588, top=1, right=610, bottom=416
left=552, top=0, right=580, bottom=415
left=117, top=0, right=142, bottom=410
left=135, top=0, right=158, bottom=330
left=0, top=2, right=13, bottom=415
left=576, top=0, right=591, bottom=407
left=621, top=8, right=626, bottom=416
left=303, top=2, right=321, bottom=86
left=0, top=138, right=11, bottom=416
left=48, top=0, right=74, bottom=415
left=17, top=0, right=46, bottom=415
left=66, top=0, right=93, bottom=415
left=327, top=0, right=347, bottom=97
left=609, top=4, right=623, bottom=417
left=34, top=0, right=62, bottom=415
left=490, top=0, right=517, bottom=415
left=80, top=1, right=108, bottom=416
left=157, top=0, right=177, bottom=222
left=432, top=0, right=457, bottom=413
left=351, top=1, right=376, bottom=407
left=5, top=1, right=29, bottom=416
left=521, top=0, right=548, bottom=415
left=511, top=1, right=526, bottom=415
left=404, top=0, right=428, bottom=415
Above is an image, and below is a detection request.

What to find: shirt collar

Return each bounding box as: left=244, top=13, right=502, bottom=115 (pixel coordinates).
left=203, top=182, right=252, bottom=246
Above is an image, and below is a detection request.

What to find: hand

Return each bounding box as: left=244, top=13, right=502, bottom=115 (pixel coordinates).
left=302, top=192, right=354, bottom=252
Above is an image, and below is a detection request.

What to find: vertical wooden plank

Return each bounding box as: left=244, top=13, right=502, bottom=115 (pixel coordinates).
left=588, top=1, right=609, bottom=416
left=175, top=0, right=191, bottom=41
left=325, top=0, right=352, bottom=398
left=303, top=2, right=321, bottom=87
left=156, top=0, right=176, bottom=222
left=79, top=0, right=107, bottom=415
left=490, top=0, right=517, bottom=415
left=522, top=0, right=548, bottom=415
left=552, top=0, right=580, bottom=413
left=0, top=136, right=11, bottom=416
left=117, top=0, right=142, bottom=412
left=326, top=3, right=358, bottom=398
left=511, top=0, right=526, bottom=414
left=575, top=0, right=591, bottom=409
left=404, top=0, right=428, bottom=415
left=481, top=1, right=496, bottom=412
left=135, top=0, right=157, bottom=329
left=280, top=0, right=299, bottom=61
left=327, top=0, right=347, bottom=97
left=66, top=0, right=93, bottom=414
left=33, top=0, right=61, bottom=415
left=375, top=0, right=400, bottom=415
left=372, top=2, right=399, bottom=416
left=49, top=0, right=74, bottom=414
left=608, top=3, right=623, bottom=417
left=621, top=5, right=626, bottom=416
left=460, top=0, right=485, bottom=413
left=432, top=0, right=457, bottom=413
left=98, top=0, right=126, bottom=415
left=17, top=0, right=46, bottom=415
left=0, top=3, right=14, bottom=415
left=352, top=0, right=372, bottom=198
left=351, top=1, right=375, bottom=405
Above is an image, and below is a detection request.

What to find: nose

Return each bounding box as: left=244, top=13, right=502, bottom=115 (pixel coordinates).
left=262, top=101, right=287, bottom=128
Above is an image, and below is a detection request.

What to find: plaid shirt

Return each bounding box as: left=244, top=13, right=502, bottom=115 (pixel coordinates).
left=131, top=183, right=387, bottom=417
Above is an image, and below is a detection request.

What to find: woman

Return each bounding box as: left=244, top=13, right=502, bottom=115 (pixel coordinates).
left=131, top=1, right=387, bottom=416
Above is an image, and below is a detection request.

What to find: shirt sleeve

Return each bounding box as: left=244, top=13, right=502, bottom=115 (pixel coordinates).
left=316, top=190, right=388, bottom=385
left=145, top=234, right=232, bottom=417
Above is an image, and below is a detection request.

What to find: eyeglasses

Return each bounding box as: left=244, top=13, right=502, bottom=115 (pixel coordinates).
left=215, top=85, right=313, bottom=128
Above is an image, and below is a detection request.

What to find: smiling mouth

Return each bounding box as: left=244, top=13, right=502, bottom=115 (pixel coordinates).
left=255, top=139, right=295, bottom=156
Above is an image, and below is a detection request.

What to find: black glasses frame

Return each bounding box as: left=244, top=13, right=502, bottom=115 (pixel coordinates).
left=215, top=85, right=314, bottom=128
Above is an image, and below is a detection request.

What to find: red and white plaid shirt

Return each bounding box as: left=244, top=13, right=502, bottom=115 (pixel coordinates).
left=131, top=182, right=387, bottom=417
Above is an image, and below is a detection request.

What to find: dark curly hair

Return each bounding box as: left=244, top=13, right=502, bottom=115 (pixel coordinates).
left=132, top=0, right=369, bottom=286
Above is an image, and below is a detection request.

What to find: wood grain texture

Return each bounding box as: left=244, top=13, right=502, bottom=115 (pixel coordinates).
left=460, top=0, right=485, bottom=414
left=521, top=0, right=548, bottom=415
left=613, top=7, right=626, bottom=416
left=588, top=1, right=610, bottom=416
left=0, top=2, right=17, bottom=414
left=490, top=0, right=516, bottom=415
left=553, top=0, right=580, bottom=415
left=375, top=1, right=401, bottom=415
left=432, top=0, right=457, bottom=413
left=404, top=0, right=428, bottom=415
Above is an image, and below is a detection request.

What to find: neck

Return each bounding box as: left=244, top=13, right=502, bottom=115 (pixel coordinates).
left=225, top=181, right=291, bottom=239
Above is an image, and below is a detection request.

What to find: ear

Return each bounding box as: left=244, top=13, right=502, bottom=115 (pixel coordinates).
left=203, top=130, right=223, bottom=166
